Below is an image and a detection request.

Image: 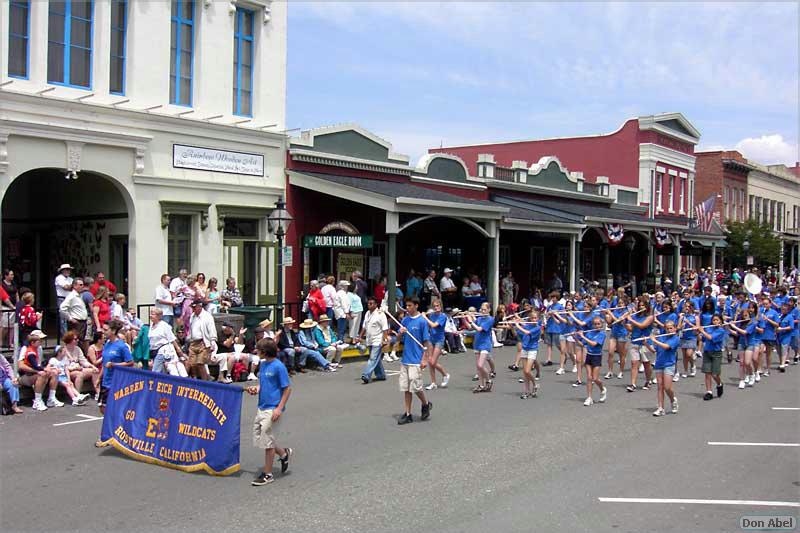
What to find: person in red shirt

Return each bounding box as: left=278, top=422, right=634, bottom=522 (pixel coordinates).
left=305, top=280, right=326, bottom=320
left=92, top=286, right=112, bottom=331
left=374, top=275, right=386, bottom=304
left=18, top=291, right=42, bottom=346
left=88, top=272, right=117, bottom=297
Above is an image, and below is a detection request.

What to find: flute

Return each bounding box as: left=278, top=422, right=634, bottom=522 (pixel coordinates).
left=385, top=308, right=425, bottom=349
left=631, top=319, right=749, bottom=342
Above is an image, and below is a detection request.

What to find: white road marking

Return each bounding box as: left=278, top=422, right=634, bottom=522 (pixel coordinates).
left=772, top=407, right=800, bottom=411
left=53, top=415, right=104, bottom=427
left=707, top=441, right=799, bottom=447
left=599, top=497, right=800, bottom=507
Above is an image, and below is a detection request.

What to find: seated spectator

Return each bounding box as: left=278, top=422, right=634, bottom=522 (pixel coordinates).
left=206, top=277, right=221, bottom=313
left=297, top=319, right=337, bottom=372
left=48, top=344, right=89, bottom=406
left=384, top=309, right=405, bottom=362
left=469, top=275, right=484, bottom=296
left=276, top=317, right=307, bottom=375
left=195, top=272, right=208, bottom=299
left=313, top=315, right=346, bottom=368
left=445, top=308, right=466, bottom=353
left=461, top=277, right=473, bottom=299
left=61, top=330, right=100, bottom=397
left=148, top=308, right=187, bottom=377
left=1, top=348, right=23, bottom=413
left=221, top=277, right=243, bottom=309
left=18, top=291, right=41, bottom=346
left=18, top=331, right=59, bottom=411
left=86, top=332, right=104, bottom=376
left=214, top=323, right=245, bottom=383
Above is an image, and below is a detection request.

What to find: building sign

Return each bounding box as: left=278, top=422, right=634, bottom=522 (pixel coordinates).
left=303, top=234, right=373, bottom=248
left=282, top=246, right=293, bottom=267
left=173, top=144, right=264, bottom=177
left=337, top=253, right=363, bottom=282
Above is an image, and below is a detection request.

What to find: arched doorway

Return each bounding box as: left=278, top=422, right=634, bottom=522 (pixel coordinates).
left=2, top=168, right=131, bottom=338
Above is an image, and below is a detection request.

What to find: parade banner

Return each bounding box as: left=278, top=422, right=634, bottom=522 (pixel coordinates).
left=99, top=367, right=243, bottom=475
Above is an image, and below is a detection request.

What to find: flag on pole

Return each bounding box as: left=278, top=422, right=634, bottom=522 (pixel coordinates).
left=694, top=195, right=717, bottom=232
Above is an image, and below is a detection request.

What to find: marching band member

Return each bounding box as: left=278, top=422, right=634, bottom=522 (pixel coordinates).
left=697, top=314, right=726, bottom=400
left=649, top=320, right=680, bottom=417
left=626, top=299, right=654, bottom=393
left=575, top=316, right=608, bottom=406
left=513, top=310, right=544, bottom=399
left=678, top=301, right=699, bottom=379
left=604, top=295, right=631, bottom=380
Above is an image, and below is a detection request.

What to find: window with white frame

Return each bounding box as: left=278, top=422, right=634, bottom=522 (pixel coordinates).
left=233, top=7, right=254, bottom=116
left=668, top=175, right=675, bottom=212
left=731, top=188, right=737, bottom=221
left=655, top=172, right=663, bottom=212
left=679, top=177, right=686, bottom=213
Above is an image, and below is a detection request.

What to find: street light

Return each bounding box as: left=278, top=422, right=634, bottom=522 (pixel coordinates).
left=267, top=197, right=293, bottom=321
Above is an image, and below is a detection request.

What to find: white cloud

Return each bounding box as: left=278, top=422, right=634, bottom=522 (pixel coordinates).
left=734, top=135, right=799, bottom=165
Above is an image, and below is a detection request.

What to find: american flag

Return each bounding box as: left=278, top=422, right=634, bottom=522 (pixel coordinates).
left=694, top=195, right=717, bottom=232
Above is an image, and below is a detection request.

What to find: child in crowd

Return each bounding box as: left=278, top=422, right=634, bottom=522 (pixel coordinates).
left=18, top=291, right=42, bottom=345
left=697, top=314, right=725, bottom=400
left=247, top=338, right=293, bottom=486
left=575, top=316, right=607, bottom=406
left=48, top=347, right=89, bottom=406
left=650, top=320, right=680, bottom=416
left=467, top=302, right=495, bottom=393
left=513, top=309, right=543, bottom=399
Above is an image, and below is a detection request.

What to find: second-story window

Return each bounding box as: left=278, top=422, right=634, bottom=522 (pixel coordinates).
left=170, top=0, right=194, bottom=106
left=48, top=0, right=93, bottom=88
left=8, top=0, right=30, bottom=79
left=233, top=7, right=254, bottom=116
left=668, top=175, right=675, bottom=212
left=110, top=0, right=127, bottom=95
left=655, top=172, right=663, bottom=211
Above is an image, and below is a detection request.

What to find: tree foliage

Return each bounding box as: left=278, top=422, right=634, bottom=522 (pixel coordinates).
left=725, top=219, right=782, bottom=267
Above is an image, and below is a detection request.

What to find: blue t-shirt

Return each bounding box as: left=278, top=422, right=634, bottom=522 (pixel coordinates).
left=257, top=358, right=290, bottom=411
left=406, top=277, right=422, bottom=298
left=582, top=329, right=606, bottom=356
left=703, top=326, right=726, bottom=351
left=427, top=312, right=447, bottom=344
left=656, top=312, right=677, bottom=334
left=745, top=321, right=760, bottom=346
left=700, top=312, right=714, bottom=327
left=545, top=303, right=563, bottom=334
left=631, top=317, right=652, bottom=346
left=681, top=314, right=698, bottom=340
left=473, top=315, right=495, bottom=352
left=760, top=308, right=779, bottom=341
left=778, top=314, right=794, bottom=345
left=517, top=323, right=543, bottom=351
left=401, top=314, right=430, bottom=365
left=654, top=334, right=680, bottom=369
left=101, top=339, right=133, bottom=388
left=793, top=308, right=800, bottom=338
left=610, top=308, right=629, bottom=337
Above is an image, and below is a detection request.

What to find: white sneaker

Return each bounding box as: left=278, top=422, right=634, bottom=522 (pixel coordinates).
left=247, top=372, right=257, bottom=381
left=617, top=372, right=623, bottom=379
left=754, top=371, right=761, bottom=382
left=555, top=367, right=565, bottom=375
left=94, top=392, right=100, bottom=402
left=689, top=367, right=697, bottom=377
left=46, top=398, right=65, bottom=408
left=72, top=397, right=87, bottom=406
left=32, top=399, right=48, bottom=411
left=695, top=351, right=702, bottom=358
left=493, top=343, right=503, bottom=348
left=681, top=373, right=688, bottom=378
left=599, top=387, right=607, bottom=403
left=325, top=366, right=337, bottom=372
left=425, top=383, right=438, bottom=391
left=650, top=378, right=657, bottom=385
left=763, top=370, right=770, bottom=376
left=672, top=374, right=680, bottom=382
left=441, top=374, right=450, bottom=388
left=383, top=355, right=392, bottom=363
left=738, top=379, right=746, bottom=389
left=747, top=375, right=755, bottom=387
left=571, top=366, right=578, bottom=373
left=604, top=372, right=613, bottom=379
left=77, top=393, right=90, bottom=403
left=390, top=352, right=399, bottom=361
left=671, top=398, right=679, bottom=414
left=653, top=407, right=665, bottom=417
left=638, top=363, right=645, bottom=373
left=583, top=397, right=594, bottom=406
left=518, top=378, right=524, bottom=383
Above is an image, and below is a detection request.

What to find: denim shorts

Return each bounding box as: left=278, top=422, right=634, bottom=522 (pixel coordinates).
left=544, top=332, right=559, bottom=346
left=431, top=341, right=444, bottom=349
left=680, top=338, right=697, bottom=350
left=612, top=332, right=630, bottom=342
left=656, top=365, right=676, bottom=376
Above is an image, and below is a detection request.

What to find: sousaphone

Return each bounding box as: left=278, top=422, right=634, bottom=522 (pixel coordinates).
left=743, top=273, right=762, bottom=296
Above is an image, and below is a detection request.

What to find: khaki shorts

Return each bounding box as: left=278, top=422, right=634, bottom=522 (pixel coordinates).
left=253, top=408, right=279, bottom=449
left=18, top=374, right=39, bottom=387
left=629, top=344, right=651, bottom=362
left=188, top=341, right=209, bottom=365
left=399, top=364, right=423, bottom=393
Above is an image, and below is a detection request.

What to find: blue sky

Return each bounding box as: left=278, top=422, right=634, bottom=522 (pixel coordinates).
left=287, top=2, right=799, bottom=166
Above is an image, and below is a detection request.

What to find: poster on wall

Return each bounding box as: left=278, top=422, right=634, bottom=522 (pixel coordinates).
left=368, top=256, right=382, bottom=280
left=337, top=253, right=363, bottom=282
left=173, top=144, right=264, bottom=177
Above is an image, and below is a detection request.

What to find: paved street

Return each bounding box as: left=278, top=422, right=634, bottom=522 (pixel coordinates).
left=2, top=347, right=799, bottom=533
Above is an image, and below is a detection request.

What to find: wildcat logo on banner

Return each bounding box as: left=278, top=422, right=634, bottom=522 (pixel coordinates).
left=654, top=228, right=670, bottom=248
left=605, top=223, right=624, bottom=245
left=99, top=367, right=243, bottom=476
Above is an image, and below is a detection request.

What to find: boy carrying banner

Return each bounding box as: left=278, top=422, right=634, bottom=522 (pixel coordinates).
left=247, top=338, right=293, bottom=486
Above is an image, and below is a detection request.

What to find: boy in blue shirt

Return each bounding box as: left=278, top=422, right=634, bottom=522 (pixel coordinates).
left=397, top=297, right=432, bottom=425
left=698, top=314, right=726, bottom=400
left=650, top=321, right=680, bottom=417
left=247, top=338, right=293, bottom=486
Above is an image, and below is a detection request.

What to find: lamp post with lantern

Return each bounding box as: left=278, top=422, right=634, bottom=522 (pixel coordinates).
left=267, top=198, right=293, bottom=322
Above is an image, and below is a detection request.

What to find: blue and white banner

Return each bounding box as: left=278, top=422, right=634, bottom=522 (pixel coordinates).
left=99, top=367, right=243, bottom=475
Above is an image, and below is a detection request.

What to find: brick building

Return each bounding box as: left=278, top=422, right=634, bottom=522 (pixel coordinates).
left=694, top=150, right=752, bottom=227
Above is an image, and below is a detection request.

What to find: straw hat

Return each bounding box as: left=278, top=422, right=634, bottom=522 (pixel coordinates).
left=318, top=315, right=331, bottom=323
left=259, top=318, right=273, bottom=328
left=281, top=317, right=296, bottom=326
left=58, top=264, right=73, bottom=272
left=299, top=319, right=317, bottom=329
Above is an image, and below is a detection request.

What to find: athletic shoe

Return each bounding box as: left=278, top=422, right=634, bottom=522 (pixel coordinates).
left=32, top=399, right=47, bottom=411
left=222, top=377, right=233, bottom=384
left=324, top=366, right=337, bottom=373
left=689, top=367, right=697, bottom=377
left=626, top=384, right=637, bottom=393
left=642, top=383, right=650, bottom=390
left=763, top=370, right=770, bottom=376
left=421, top=401, right=432, bottom=421
left=543, top=361, right=553, bottom=366
left=599, top=387, right=607, bottom=403
left=46, top=398, right=65, bottom=408
left=535, top=376, right=540, bottom=381
left=695, top=351, right=702, bottom=358
left=672, top=374, right=680, bottom=382
left=671, top=398, right=679, bottom=414
left=652, top=407, right=665, bottom=417
left=738, top=379, right=746, bottom=389
left=94, top=392, right=100, bottom=402
left=793, top=356, right=799, bottom=365
left=755, top=371, right=761, bottom=382
left=425, top=383, right=438, bottom=391
left=472, top=374, right=479, bottom=381
left=508, top=364, right=519, bottom=371
left=485, top=380, right=494, bottom=392
left=361, top=376, right=369, bottom=384
left=650, top=378, right=657, bottom=385
left=681, top=374, right=688, bottom=378
left=247, top=373, right=257, bottom=381
left=531, top=386, right=538, bottom=398
left=617, top=372, right=624, bottom=379
left=71, top=397, right=87, bottom=406
left=441, top=374, right=450, bottom=388
left=779, top=365, right=786, bottom=373
left=571, top=380, right=583, bottom=387
left=746, top=375, right=755, bottom=387
left=518, top=378, right=524, bottom=383
left=397, top=413, right=413, bottom=425
left=604, top=372, right=613, bottom=379
left=520, top=393, right=529, bottom=399
left=383, top=355, right=392, bottom=363
left=583, top=397, right=594, bottom=406
left=717, top=384, right=724, bottom=398
left=555, top=367, right=565, bottom=375
left=490, top=372, right=496, bottom=379
left=77, top=393, right=90, bottom=402
left=571, top=366, right=578, bottom=373
left=280, top=448, right=292, bottom=474
left=638, top=363, right=644, bottom=373
left=251, top=472, right=274, bottom=486
left=703, top=392, right=713, bottom=401
left=493, top=343, right=503, bottom=348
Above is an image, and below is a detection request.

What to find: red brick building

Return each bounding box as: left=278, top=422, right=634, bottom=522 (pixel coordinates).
left=694, top=150, right=752, bottom=226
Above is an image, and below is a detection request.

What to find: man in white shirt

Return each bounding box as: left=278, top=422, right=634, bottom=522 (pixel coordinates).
left=155, top=274, right=175, bottom=326
left=59, top=277, right=89, bottom=350
left=359, top=297, right=389, bottom=384
left=439, top=268, right=457, bottom=308
left=54, top=264, right=74, bottom=336
left=321, top=275, right=337, bottom=319
left=169, top=268, right=188, bottom=316
left=333, top=280, right=352, bottom=340
left=187, top=299, right=217, bottom=381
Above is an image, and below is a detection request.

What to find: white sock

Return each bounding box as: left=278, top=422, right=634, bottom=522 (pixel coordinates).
left=48, top=390, right=57, bottom=401
left=34, top=392, right=42, bottom=402
left=706, top=390, right=712, bottom=394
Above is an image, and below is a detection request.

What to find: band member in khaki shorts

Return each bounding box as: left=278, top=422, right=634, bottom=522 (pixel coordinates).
left=396, top=297, right=432, bottom=425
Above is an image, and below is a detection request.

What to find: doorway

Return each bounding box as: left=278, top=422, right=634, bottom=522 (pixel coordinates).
left=109, top=235, right=129, bottom=296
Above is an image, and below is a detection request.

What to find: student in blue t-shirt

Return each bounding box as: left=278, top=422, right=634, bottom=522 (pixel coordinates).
left=543, top=292, right=564, bottom=369
left=697, top=314, right=726, bottom=400
left=603, top=295, right=632, bottom=381
left=513, top=309, right=543, bottom=399
left=626, top=299, right=655, bottom=393
left=94, top=319, right=133, bottom=448
left=649, top=320, right=680, bottom=417
left=758, top=296, right=780, bottom=373
left=568, top=296, right=599, bottom=389
left=575, top=316, right=607, bottom=407
left=678, top=301, right=699, bottom=379
left=422, top=299, right=449, bottom=391
left=467, top=301, right=495, bottom=393
left=728, top=309, right=756, bottom=389
left=247, top=338, right=292, bottom=486
left=396, top=297, right=432, bottom=425
left=776, top=302, right=796, bottom=371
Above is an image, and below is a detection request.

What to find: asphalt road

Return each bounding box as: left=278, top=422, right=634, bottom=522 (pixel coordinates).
left=2, top=347, right=798, bottom=533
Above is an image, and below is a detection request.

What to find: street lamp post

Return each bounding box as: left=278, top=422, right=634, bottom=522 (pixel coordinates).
left=267, top=198, right=293, bottom=322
